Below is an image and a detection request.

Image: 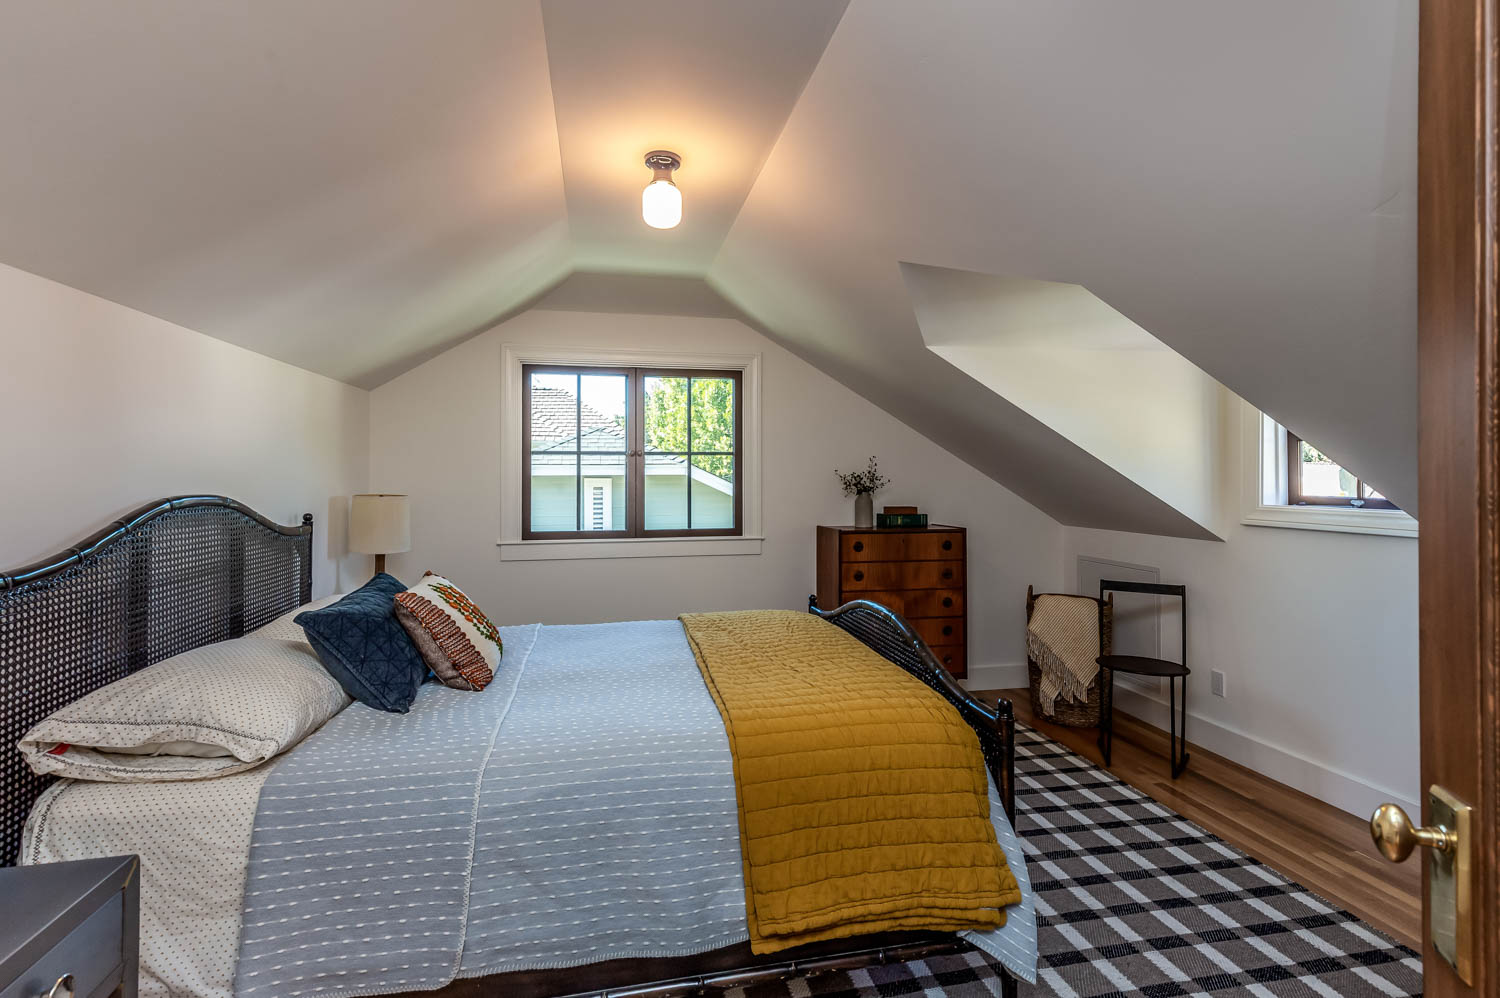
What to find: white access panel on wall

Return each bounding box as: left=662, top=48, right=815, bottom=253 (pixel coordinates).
left=1076, top=556, right=1173, bottom=696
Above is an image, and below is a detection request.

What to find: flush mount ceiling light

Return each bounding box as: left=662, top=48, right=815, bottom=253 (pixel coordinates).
left=642, top=150, right=682, bottom=229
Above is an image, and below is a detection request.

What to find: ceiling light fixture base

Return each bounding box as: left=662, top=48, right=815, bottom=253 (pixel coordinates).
left=644, top=150, right=681, bottom=180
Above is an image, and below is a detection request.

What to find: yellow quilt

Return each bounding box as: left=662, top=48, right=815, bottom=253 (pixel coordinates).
left=679, top=609, right=1020, bottom=953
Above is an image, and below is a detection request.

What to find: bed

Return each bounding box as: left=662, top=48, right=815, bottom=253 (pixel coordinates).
left=1, top=496, right=1031, bottom=998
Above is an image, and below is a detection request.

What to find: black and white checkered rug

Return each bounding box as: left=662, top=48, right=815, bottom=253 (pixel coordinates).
left=728, top=725, right=1422, bottom=997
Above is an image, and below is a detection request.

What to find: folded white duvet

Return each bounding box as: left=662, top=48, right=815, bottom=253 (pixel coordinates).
left=19, top=637, right=349, bottom=782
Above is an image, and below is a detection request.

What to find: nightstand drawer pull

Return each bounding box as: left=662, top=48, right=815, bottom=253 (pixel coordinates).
left=2, top=890, right=125, bottom=998
left=852, top=570, right=864, bottom=582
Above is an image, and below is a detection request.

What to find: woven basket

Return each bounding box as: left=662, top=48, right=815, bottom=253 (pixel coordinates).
left=1025, top=586, right=1113, bottom=728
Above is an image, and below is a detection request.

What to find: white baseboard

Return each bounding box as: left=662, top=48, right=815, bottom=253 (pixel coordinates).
left=958, top=665, right=1412, bottom=819
left=960, top=662, right=1028, bottom=693
left=1110, top=686, right=1419, bottom=819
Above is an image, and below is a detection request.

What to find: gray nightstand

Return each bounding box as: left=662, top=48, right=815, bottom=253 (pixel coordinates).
left=0, top=856, right=139, bottom=998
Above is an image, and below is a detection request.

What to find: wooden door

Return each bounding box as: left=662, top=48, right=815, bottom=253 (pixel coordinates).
left=1414, top=1, right=1500, bottom=993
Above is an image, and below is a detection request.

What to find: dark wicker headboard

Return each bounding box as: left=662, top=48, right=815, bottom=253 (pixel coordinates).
left=0, top=496, right=313, bottom=865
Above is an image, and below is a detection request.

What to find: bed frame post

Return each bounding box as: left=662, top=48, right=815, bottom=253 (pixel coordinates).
left=302, top=512, right=314, bottom=604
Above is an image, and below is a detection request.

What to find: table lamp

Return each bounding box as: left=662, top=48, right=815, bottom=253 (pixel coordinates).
left=349, top=494, right=410, bottom=575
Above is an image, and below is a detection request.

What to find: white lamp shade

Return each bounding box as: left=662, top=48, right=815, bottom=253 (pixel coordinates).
left=349, top=494, right=410, bottom=554
left=642, top=179, right=681, bottom=229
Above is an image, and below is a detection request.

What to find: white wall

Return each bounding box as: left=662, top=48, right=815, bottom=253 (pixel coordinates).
left=1060, top=399, right=1420, bottom=818
left=0, top=263, right=370, bottom=596
left=370, top=309, right=1064, bottom=675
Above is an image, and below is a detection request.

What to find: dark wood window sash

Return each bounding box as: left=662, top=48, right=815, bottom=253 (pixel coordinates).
left=522, top=365, right=743, bottom=540
left=1284, top=430, right=1399, bottom=510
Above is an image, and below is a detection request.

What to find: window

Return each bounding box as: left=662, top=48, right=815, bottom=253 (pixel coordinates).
left=1285, top=432, right=1398, bottom=510
left=522, top=365, right=742, bottom=539
left=1241, top=407, right=1415, bottom=538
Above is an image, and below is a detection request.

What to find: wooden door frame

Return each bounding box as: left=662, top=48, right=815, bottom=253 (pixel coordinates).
left=1418, top=1, right=1500, bottom=993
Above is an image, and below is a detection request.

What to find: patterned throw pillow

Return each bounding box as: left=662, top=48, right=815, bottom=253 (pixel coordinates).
left=393, top=573, right=502, bottom=691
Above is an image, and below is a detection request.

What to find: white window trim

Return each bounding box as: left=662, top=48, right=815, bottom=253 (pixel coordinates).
left=498, top=343, right=764, bottom=561
left=1239, top=405, right=1417, bottom=539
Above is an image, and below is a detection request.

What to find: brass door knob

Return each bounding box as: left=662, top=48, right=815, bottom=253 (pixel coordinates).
left=1370, top=803, right=1457, bottom=862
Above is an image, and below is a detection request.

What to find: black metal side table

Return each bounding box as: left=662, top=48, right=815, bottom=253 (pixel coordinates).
left=0, top=855, right=139, bottom=998
left=1096, top=579, right=1189, bottom=778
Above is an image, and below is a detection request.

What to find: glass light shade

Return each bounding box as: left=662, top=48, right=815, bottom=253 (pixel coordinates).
left=642, top=179, right=681, bottom=229
left=349, top=494, right=410, bottom=554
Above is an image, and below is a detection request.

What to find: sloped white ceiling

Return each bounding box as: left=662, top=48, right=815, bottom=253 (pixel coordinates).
left=0, top=1, right=576, bottom=389
left=0, top=0, right=1418, bottom=530
left=710, top=0, right=1417, bottom=514
left=904, top=263, right=1230, bottom=536
left=542, top=0, right=847, bottom=274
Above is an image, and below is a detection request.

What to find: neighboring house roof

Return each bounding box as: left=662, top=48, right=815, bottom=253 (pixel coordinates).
left=530, top=386, right=626, bottom=451
left=530, top=386, right=732, bottom=494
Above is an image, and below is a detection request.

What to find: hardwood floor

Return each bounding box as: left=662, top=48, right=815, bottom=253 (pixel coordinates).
left=977, top=689, right=1422, bottom=950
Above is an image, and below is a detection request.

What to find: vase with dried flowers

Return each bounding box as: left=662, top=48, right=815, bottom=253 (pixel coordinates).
left=836, top=456, right=889, bottom=528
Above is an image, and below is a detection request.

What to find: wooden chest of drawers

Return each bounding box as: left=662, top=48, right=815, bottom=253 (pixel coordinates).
left=816, top=525, right=967, bottom=678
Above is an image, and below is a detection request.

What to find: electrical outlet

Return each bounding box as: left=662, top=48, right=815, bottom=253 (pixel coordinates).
left=1211, top=669, right=1226, bottom=698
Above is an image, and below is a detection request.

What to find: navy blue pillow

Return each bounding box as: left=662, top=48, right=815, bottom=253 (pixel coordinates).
left=296, top=573, right=427, bottom=713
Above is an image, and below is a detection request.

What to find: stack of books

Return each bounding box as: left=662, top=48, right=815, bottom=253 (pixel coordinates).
left=876, top=505, right=928, bottom=529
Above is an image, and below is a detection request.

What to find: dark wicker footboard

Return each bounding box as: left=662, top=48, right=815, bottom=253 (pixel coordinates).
left=808, top=595, right=1017, bottom=824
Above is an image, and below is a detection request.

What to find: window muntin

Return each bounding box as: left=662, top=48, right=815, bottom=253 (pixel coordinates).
left=1285, top=431, right=1398, bottom=510
left=522, top=365, right=741, bottom=539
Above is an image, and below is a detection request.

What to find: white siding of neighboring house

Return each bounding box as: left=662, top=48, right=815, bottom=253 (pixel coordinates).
left=531, top=474, right=733, bottom=532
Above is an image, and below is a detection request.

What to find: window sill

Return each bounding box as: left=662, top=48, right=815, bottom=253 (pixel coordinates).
left=1241, top=504, right=1417, bottom=539
left=498, top=535, right=765, bottom=561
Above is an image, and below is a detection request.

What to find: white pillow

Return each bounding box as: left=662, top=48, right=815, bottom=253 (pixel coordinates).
left=106, top=740, right=233, bottom=758
left=249, top=594, right=343, bottom=641
left=19, top=636, right=351, bottom=782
